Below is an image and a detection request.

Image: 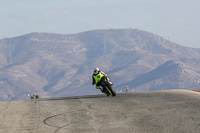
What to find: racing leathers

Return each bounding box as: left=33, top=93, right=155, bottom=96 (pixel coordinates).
left=92, top=70, right=112, bottom=92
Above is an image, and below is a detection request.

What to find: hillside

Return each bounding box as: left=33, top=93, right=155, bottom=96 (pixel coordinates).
left=118, top=60, right=200, bottom=91
left=0, top=29, right=200, bottom=100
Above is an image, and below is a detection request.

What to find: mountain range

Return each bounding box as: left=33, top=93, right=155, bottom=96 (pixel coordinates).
left=0, top=29, right=200, bottom=100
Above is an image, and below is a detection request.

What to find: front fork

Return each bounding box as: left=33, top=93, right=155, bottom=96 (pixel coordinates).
left=100, top=76, right=112, bottom=95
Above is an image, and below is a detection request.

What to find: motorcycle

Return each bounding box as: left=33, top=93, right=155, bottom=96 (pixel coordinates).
left=99, top=76, right=116, bottom=97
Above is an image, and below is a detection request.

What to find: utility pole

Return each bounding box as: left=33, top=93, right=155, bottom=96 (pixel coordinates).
left=8, top=44, right=12, bottom=64
left=103, top=37, right=107, bottom=54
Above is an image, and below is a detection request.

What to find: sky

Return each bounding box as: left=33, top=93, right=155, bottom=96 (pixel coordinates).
left=1, top=0, right=200, bottom=48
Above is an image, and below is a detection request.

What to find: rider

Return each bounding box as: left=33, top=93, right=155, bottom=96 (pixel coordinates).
left=92, top=67, right=112, bottom=92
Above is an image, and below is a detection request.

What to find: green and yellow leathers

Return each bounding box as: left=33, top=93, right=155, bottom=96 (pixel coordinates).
left=93, top=72, right=105, bottom=84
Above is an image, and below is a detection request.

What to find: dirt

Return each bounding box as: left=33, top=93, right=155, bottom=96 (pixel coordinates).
left=192, top=90, right=200, bottom=93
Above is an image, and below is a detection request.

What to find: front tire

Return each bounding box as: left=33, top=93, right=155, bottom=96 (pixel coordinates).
left=105, top=83, right=116, bottom=97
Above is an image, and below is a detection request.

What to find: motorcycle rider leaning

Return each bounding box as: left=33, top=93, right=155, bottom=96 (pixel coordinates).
left=92, top=67, right=112, bottom=92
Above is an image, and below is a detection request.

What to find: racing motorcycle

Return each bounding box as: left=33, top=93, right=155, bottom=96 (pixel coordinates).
left=99, top=76, right=116, bottom=97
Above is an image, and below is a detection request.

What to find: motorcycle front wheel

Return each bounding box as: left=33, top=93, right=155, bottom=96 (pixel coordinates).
left=105, top=83, right=116, bottom=97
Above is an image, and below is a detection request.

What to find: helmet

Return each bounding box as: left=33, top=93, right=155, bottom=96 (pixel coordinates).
left=93, top=67, right=100, bottom=74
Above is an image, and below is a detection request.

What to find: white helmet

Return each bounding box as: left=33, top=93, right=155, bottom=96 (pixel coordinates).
left=93, top=67, right=100, bottom=74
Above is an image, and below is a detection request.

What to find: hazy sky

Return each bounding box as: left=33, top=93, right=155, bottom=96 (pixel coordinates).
left=1, top=0, right=200, bottom=48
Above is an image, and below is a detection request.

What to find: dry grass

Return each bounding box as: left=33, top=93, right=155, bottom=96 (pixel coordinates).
left=192, top=90, right=200, bottom=93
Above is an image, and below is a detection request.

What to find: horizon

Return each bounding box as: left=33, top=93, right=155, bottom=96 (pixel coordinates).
left=1, top=28, right=199, bottom=49
left=1, top=0, right=200, bottom=48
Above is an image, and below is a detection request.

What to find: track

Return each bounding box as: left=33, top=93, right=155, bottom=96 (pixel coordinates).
left=0, top=90, right=200, bottom=133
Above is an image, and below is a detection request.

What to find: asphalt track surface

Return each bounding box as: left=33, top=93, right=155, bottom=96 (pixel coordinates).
left=0, top=90, right=200, bottom=133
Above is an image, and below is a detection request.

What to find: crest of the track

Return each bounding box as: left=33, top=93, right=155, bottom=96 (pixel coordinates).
left=0, top=89, right=200, bottom=133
